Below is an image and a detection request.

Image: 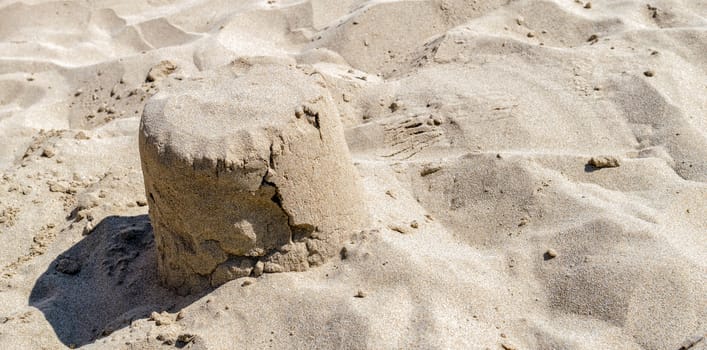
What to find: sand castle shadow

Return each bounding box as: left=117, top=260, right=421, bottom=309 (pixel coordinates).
left=29, top=215, right=209, bottom=348
left=584, top=164, right=600, bottom=173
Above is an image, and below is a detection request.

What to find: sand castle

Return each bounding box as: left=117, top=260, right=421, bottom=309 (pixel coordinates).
left=138, top=63, right=367, bottom=294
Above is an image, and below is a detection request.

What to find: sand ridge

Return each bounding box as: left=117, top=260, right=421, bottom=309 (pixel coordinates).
left=0, top=0, right=705, bottom=349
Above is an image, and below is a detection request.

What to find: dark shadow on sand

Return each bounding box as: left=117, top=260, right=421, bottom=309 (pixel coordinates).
left=584, top=164, right=600, bottom=173
left=29, top=215, right=210, bottom=347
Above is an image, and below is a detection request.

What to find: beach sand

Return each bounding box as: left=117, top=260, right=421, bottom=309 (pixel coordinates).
left=0, top=0, right=705, bottom=349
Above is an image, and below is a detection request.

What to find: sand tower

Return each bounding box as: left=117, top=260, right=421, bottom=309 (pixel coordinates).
left=138, top=63, right=367, bottom=295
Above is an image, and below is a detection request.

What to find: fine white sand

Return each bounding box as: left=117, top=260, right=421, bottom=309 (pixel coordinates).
left=0, top=0, right=705, bottom=349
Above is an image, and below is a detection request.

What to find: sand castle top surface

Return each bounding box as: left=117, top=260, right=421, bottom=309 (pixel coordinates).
left=141, top=64, right=327, bottom=169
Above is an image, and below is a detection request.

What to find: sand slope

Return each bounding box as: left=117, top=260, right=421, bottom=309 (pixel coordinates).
left=0, top=0, right=705, bottom=349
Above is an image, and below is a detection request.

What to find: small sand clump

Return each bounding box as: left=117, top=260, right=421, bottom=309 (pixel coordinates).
left=588, top=156, right=620, bottom=168
left=545, top=249, right=558, bottom=259
left=145, top=60, right=177, bottom=82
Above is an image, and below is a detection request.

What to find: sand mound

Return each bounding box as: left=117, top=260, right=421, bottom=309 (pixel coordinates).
left=139, top=63, right=367, bottom=294
left=0, top=0, right=704, bottom=349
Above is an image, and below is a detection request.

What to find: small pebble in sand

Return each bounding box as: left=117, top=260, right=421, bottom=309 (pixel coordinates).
left=588, top=156, right=620, bottom=168
left=354, top=290, right=367, bottom=298
left=584, top=2, right=592, bottom=9
left=177, top=334, right=195, bottom=344
left=149, top=311, right=172, bottom=326
left=342, top=93, right=352, bottom=102
left=74, top=131, right=90, bottom=140
left=176, top=311, right=186, bottom=321
left=518, top=217, right=529, bottom=227
left=545, top=249, right=558, bottom=259
left=74, top=89, right=83, bottom=97
left=253, top=261, right=264, bottom=277
left=41, top=147, right=56, bottom=158
left=515, top=16, right=524, bottom=26
left=587, top=34, right=598, bottom=42
left=340, top=246, right=349, bottom=260
left=389, top=101, right=401, bottom=112
left=82, top=222, right=94, bottom=236
left=527, top=31, right=535, bottom=38
left=146, top=61, right=177, bottom=82
left=644, top=70, right=655, bottom=77
left=420, top=165, right=442, bottom=176
left=136, top=199, right=148, bottom=207
left=502, top=343, right=517, bottom=350
left=156, top=334, right=174, bottom=345
left=55, top=257, right=81, bottom=275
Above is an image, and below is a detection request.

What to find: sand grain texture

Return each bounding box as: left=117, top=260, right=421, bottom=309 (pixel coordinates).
left=0, top=0, right=705, bottom=349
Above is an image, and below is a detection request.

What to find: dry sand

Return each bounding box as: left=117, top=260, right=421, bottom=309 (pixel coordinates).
left=0, top=0, right=705, bottom=349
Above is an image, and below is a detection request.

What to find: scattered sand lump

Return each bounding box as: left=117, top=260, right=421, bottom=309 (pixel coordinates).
left=139, top=63, right=368, bottom=294
left=145, top=60, right=177, bottom=82
left=588, top=156, right=620, bottom=168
